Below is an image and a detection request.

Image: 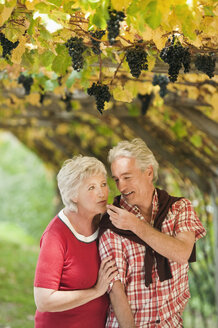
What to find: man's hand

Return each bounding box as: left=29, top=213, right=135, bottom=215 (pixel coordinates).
left=107, top=205, right=139, bottom=231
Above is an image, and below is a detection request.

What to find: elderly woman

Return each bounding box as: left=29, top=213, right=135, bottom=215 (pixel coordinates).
left=34, top=155, right=117, bottom=328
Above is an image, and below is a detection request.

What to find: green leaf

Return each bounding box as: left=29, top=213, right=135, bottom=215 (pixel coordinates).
left=47, top=0, right=62, bottom=7
left=40, top=51, right=56, bottom=67
left=204, top=6, right=215, bottom=16
left=91, top=9, right=107, bottom=28
left=145, top=1, right=162, bottom=29
left=171, top=120, right=188, bottom=139
left=127, top=103, right=140, bottom=117
left=35, top=2, right=54, bottom=13
left=44, top=79, right=59, bottom=92
left=190, top=135, right=202, bottom=148
left=52, top=44, right=72, bottom=75
left=66, top=71, right=81, bottom=89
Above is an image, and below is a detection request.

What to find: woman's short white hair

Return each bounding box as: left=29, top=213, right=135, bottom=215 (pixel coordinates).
left=57, top=155, right=107, bottom=212
left=108, top=138, right=159, bottom=182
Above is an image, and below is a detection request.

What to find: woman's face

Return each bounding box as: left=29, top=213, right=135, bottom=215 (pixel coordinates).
left=74, top=174, right=109, bottom=215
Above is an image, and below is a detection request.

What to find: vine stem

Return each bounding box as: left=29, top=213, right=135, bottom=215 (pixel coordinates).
left=110, top=53, right=126, bottom=85
left=98, top=53, right=103, bottom=84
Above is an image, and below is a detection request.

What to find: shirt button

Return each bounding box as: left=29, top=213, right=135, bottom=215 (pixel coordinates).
left=155, top=319, right=160, bottom=323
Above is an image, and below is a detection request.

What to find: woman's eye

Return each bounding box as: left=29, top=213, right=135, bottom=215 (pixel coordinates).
left=102, top=182, right=107, bottom=187
left=88, top=186, right=94, bottom=190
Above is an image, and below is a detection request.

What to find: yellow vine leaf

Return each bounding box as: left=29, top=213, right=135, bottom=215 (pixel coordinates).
left=141, top=25, right=153, bottom=41
left=111, top=0, right=131, bottom=11
left=25, top=0, right=42, bottom=10
left=26, top=93, right=41, bottom=106
left=11, top=36, right=27, bottom=64
left=112, top=86, right=134, bottom=103
left=56, top=124, right=70, bottom=135
left=147, top=55, right=156, bottom=72
left=0, top=5, right=15, bottom=27
left=211, top=93, right=218, bottom=114
left=152, top=28, right=168, bottom=50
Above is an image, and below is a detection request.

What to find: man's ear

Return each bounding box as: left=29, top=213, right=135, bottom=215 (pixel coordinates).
left=146, top=165, right=154, bottom=180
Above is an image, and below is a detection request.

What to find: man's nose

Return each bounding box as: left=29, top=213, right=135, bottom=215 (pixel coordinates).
left=118, top=180, right=126, bottom=192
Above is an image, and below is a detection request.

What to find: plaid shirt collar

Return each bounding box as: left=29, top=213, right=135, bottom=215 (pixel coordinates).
left=120, top=188, right=159, bottom=225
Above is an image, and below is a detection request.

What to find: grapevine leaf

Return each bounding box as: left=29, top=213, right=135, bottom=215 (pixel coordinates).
left=111, top=0, right=131, bottom=11
left=52, top=44, right=72, bottom=75
left=145, top=1, right=162, bottom=29
left=11, top=36, right=27, bottom=65
left=112, top=86, right=134, bottom=102
left=40, top=51, right=56, bottom=67
left=66, top=71, right=81, bottom=89
left=190, top=135, right=202, bottom=148
left=47, top=0, right=63, bottom=7
left=0, top=4, right=15, bottom=27
left=171, top=120, right=188, bottom=139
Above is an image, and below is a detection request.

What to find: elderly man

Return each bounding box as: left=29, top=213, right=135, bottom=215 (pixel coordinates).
left=99, top=138, right=206, bottom=328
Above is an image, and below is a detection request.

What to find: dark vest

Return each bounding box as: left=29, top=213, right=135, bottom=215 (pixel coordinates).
left=99, top=188, right=196, bottom=287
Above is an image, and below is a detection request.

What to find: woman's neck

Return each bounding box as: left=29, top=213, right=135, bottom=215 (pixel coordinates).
left=63, top=208, right=100, bottom=236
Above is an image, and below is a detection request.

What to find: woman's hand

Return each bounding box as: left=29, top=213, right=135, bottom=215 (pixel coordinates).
left=94, top=256, right=118, bottom=296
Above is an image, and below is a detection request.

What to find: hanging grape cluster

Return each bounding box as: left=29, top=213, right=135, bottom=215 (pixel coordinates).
left=126, top=45, right=148, bottom=78
left=65, top=37, right=87, bottom=71
left=137, top=93, right=153, bottom=115
left=18, top=74, right=34, bottom=95
left=152, top=74, right=169, bottom=98
left=87, top=83, right=111, bottom=114
left=194, top=54, right=216, bottom=78
left=160, top=37, right=191, bottom=82
left=107, top=10, right=125, bottom=45
left=0, top=33, right=19, bottom=58
left=90, top=30, right=105, bottom=55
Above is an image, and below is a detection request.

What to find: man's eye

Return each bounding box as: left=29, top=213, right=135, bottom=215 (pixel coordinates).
left=102, top=182, right=107, bottom=187
left=88, top=186, right=94, bottom=190
left=124, top=177, right=130, bottom=179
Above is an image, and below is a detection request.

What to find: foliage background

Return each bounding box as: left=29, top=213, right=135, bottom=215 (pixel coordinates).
left=0, top=131, right=216, bottom=328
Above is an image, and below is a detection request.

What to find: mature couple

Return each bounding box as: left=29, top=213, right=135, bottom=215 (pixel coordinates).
left=34, top=138, right=206, bottom=328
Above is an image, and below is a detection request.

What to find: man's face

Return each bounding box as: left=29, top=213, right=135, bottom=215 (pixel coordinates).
left=111, top=156, right=154, bottom=207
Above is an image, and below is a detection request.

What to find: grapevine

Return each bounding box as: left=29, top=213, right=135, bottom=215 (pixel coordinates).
left=137, top=93, right=153, bottom=115
left=152, top=74, right=169, bottom=98
left=18, top=74, right=34, bottom=95
left=126, top=45, right=148, bottom=78
left=65, top=37, right=87, bottom=71
left=90, top=30, right=106, bottom=55
left=107, top=9, right=125, bottom=45
left=194, top=54, right=216, bottom=78
left=160, top=37, right=191, bottom=82
left=87, top=83, right=111, bottom=114
left=0, top=33, right=19, bottom=58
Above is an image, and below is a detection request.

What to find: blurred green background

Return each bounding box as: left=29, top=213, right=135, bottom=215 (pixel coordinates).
left=0, top=132, right=216, bottom=328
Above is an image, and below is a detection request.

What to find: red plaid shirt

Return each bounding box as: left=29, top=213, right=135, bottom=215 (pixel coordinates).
left=99, top=189, right=206, bottom=327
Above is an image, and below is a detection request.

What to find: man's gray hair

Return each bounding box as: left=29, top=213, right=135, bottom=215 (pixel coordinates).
left=108, top=138, right=159, bottom=182
left=57, top=155, right=107, bottom=212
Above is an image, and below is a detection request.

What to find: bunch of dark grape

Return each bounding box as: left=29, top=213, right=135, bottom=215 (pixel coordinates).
left=107, top=10, right=125, bottom=45
left=152, top=74, right=169, bottom=98
left=194, top=54, right=216, bottom=78
left=90, top=30, right=105, bottom=55
left=137, top=93, right=153, bottom=115
left=65, top=37, right=87, bottom=71
left=0, top=33, right=19, bottom=58
left=87, top=83, right=111, bottom=114
left=126, top=46, right=148, bottom=78
left=18, top=74, right=34, bottom=95
left=160, top=43, right=191, bottom=82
